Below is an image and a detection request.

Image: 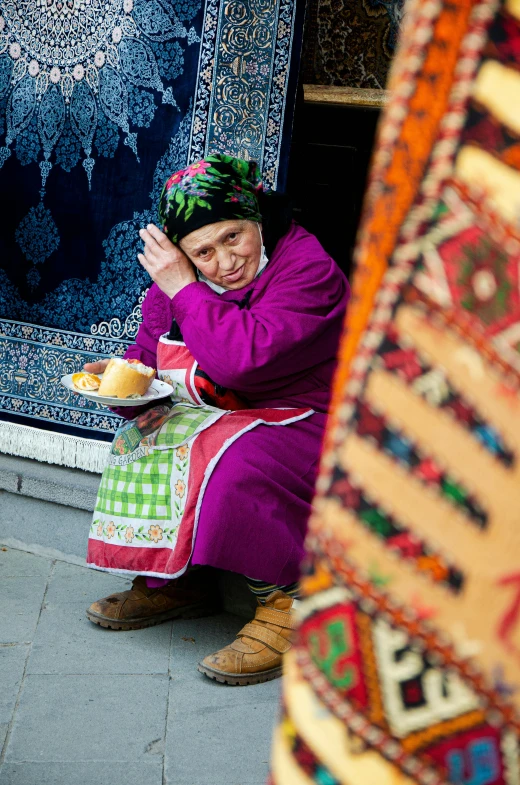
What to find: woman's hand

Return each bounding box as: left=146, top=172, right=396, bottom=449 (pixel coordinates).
left=83, top=359, right=110, bottom=374
left=138, top=224, right=197, bottom=299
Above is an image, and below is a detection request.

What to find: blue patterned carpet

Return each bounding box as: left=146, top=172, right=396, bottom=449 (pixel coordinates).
left=0, top=0, right=304, bottom=462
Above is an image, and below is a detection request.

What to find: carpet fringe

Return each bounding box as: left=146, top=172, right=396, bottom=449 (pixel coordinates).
left=0, top=421, right=109, bottom=474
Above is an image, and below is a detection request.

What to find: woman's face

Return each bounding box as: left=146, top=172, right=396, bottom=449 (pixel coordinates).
left=179, top=219, right=262, bottom=290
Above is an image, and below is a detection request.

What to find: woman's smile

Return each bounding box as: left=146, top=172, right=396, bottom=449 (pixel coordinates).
left=222, top=264, right=245, bottom=283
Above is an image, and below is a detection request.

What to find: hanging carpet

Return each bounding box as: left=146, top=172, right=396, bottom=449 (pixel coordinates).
left=300, top=0, right=404, bottom=89
left=271, top=0, right=520, bottom=782
left=0, top=0, right=304, bottom=471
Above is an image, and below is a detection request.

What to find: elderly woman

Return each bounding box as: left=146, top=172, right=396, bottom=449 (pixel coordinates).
left=85, top=154, right=349, bottom=685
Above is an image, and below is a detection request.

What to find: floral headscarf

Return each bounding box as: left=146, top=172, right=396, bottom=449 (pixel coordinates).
left=158, top=154, right=263, bottom=244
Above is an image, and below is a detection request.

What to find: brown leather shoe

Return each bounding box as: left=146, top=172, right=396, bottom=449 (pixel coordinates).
left=86, top=570, right=217, bottom=630
left=197, top=590, right=297, bottom=685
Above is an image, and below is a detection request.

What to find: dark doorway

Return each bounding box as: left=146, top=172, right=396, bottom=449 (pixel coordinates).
left=286, top=90, right=381, bottom=279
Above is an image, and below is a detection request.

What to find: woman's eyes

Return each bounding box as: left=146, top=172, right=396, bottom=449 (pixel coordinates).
left=197, top=232, right=239, bottom=257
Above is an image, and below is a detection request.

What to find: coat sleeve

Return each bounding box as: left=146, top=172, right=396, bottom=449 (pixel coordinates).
left=121, top=284, right=171, bottom=369
left=110, top=285, right=171, bottom=420
left=171, top=250, right=349, bottom=393
left=122, top=319, right=158, bottom=369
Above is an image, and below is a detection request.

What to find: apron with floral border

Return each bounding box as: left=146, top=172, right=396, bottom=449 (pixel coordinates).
left=87, top=334, right=313, bottom=578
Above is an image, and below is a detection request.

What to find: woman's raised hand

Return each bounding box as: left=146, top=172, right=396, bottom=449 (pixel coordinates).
left=83, top=359, right=110, bottom=374
left=138, top=224, right=197, bottom=299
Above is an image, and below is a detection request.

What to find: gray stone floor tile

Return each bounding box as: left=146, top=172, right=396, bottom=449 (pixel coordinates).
left=0, top=548, right=53, bottom=578
left=44, top=560, right=131, bottom=604
left=167, top=613, right=280, bottom=783
left=27, top=601, right=173, bottom=675
left=168, top=612, right=282, bottom=707
left=5, top=674, right=169, bottom=762
left=1, top=550, right=281, bottom=783
left=0, top=645, right=29, bottom=723
left=0, top=760, right=164, bottom=785
left=0, top=723, right=8, bottom=751
left=169, top=612, right=246, bottom=678
left=165, top=687, right=278, bottom=785
left=177, top=669, right=281, bottom=707
left=0, top=577, right=47, bottom=644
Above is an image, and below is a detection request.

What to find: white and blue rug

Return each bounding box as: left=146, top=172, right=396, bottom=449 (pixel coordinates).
left=0, top=0, right=304, bottom=470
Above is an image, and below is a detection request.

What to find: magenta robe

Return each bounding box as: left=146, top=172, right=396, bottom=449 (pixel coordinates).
left=115, top=224, right=349, bottom=584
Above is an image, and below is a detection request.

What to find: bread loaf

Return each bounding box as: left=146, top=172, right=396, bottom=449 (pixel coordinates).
left=98, top=358, right=155, bottom=398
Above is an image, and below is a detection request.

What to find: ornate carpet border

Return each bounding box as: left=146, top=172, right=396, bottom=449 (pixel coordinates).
left=190, top=0, right=300, bottom=188
left=0, top=319, right=126, bottom=438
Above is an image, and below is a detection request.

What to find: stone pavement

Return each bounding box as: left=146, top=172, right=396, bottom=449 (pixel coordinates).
left=0, top=547, right=280, bottom=785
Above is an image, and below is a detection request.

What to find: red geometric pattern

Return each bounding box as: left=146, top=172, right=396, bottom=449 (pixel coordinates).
left=440, top=225, right=520, bottom=337
left=298, top=602, right=369, bottom=709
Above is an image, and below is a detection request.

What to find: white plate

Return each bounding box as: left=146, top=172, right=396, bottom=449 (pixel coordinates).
left=60, top=374, right=174, bottom=407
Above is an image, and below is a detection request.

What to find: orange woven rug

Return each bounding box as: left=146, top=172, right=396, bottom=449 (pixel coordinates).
left=271, top=0, right=520, bottom=782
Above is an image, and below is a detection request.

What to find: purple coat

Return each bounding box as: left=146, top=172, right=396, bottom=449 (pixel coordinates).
left=119, top=224, right=349, bottom=584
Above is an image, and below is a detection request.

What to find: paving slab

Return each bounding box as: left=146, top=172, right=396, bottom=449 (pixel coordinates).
left=0, top=645, right=29, bottom=724
left=44, top=560, right=131, bottom=603
left=26, top=560, right=173, bottom=675
left=0, top=577, right=48, bottom=644
left=1, top=549, right=281, bottom=784
left=0, top=492, right=91, bottom=562
left=171, top=667, right=281, bottom=712
left=169, top=612, right=246, bottom=678
left=0, top=548, right=53, bottom=578
left=5, top=674, right=169, bottom=763
left=165, top=615, right=280, bottom=785
left=0, top=760, right=164, bottom=785
left=27, top=601, right=173, bottom=675
left=0, top=723, right=8, bottom=751
left=165, top=676, right=279, bottom=785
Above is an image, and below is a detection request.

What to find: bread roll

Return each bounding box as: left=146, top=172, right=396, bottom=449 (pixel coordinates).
left=98, top=358, right=155, bottom=398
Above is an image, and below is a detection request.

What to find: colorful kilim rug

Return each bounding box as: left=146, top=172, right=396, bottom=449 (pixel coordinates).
left=271, top=0, right=520, bottom=783
left=0, top=0, right=304, bottom=471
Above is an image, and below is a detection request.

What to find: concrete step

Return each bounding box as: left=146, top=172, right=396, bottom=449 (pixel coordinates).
left=0, top=454, right=256, bottom=618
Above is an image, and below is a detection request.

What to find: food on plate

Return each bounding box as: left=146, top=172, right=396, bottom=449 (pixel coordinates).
left=97, top=358, right=156, bottom=398
left=72, top=372, right=101, bottom=392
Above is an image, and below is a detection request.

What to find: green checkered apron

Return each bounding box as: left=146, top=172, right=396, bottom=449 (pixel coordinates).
left=89, top=402, right=225, bottom=552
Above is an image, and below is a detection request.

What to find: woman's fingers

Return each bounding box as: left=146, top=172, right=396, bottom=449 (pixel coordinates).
left=139, top=225, right=172, bottom=254
left=137, top=223, right=196, bottom=297
left=146, top=223, right=169, bottom=245
left=139, top=224, right=187, bottom=263
left=138, top=252, right=161, bottom=285
left=139, top=228, right=160, bottom=252
left=138, top=239, right=182, bottom=271
left=83, top=360, right=110, bottom=373
left=138, top=252, right=153, bottom=271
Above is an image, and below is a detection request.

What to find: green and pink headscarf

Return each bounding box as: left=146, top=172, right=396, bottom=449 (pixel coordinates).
left=158, top=154, right=263, bottom=244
